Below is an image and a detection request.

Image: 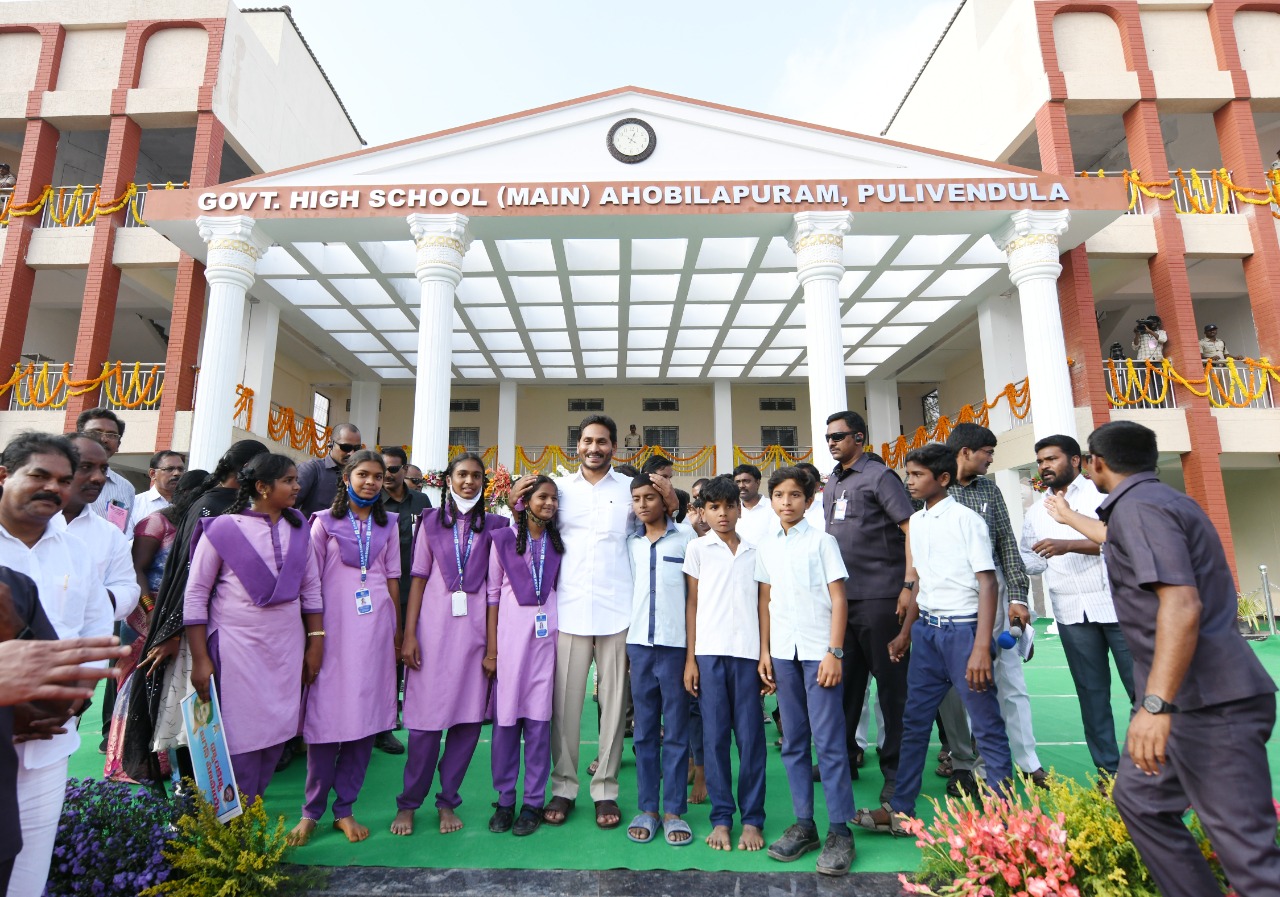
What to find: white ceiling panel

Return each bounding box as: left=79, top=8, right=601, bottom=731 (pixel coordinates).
left=495, top=239, right=556, bottom=271
left=743, top=271, right=798, bottom=303
left=843, top=235, right=898, bottom=267
left=892, top=234, right=968, bottom=266
left=862, top=269, right=932, bottom=299
left=630, top=273, right=681, bottom=303
left=841, top=326, right=871, bottom=344
left=736, top=303, right=785, bottom=326
left=521, top=305, right=568, bottom=329
left=302, top=307, right=361, bottom=329
left=708, top=365, right=744, bottom=377
left=582, top=350, right=618, bottom=365
left=465, top=307, right=516, bottom=330
left=749, top=365, right=787, bottom=377
left=921, top=268, right=1002, bottom=297
left=529, top=332, right=572, bottom=350
left=461, top=242, right=493, bottom=272
left=848, top=346, right=898, bottom=363
left=674, top=329, right=718, bottom=348
left=578, top=330, right=619, bottom=349
left=570, top=275, right=620, bottom=303
left=627, top=330, right=668, bottom=348
left=627, top=366, right=661, bottom=377
left=687, top=272, right=743, bottom=302
left=563, top=239, right=619, bottom=270
left=509, top=276, right=562, bottom=304
left=695, top=237, right=757, bottom=269
left=891, top=299, right=960, bottom=323
left=627, top=350, right=664, bottom=365
left=681, top=305, right=730, bottom=327
left=454, top=278, right=506, bottom=305
left=631, top=238, right=688, bottom=270
left=542, top=367, right=579, bottom=378
left=631, top=305, right=672, bottom=327
left=538, top=351, right=577, bottom=366
left=481, top=331, right=525, bottom=350
left=332, top=332, right=386, bottom=352
left=459, top=367, right=497, bottom=379
left=575, top=305, right=618, bottom=328
left=666, top=366, right=703, bottom=377
left=843, top=302, right=897, bottom=324
left=865, top=325, right=927, bottom=345
left=759, top=236, right=796, bottom=268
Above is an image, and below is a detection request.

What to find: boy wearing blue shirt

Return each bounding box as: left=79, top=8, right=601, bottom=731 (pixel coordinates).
left=855, top=444, right=1012, bottom=835
left=626, top=474, right=695, bottom=846
left=756, top=467, right=855, bottom=877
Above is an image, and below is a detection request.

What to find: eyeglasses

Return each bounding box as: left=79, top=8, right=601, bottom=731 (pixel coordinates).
left=155, top=466, right=186, bottom=474
left=333, top=443, right=361, bottom=453
left=407, top=477, right=425, bottom=486
left=86, top=430, right=121, bottom=442
left=825, top=431, right=853, bottom=442
left=385, top=465, right=403, bottom=475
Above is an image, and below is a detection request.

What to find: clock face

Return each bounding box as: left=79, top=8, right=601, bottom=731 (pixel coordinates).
left=606, top=118, right=656, bottom=163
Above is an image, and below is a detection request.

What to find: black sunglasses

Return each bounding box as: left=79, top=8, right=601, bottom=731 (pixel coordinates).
left=333, top=442, right=361, bottom=453
left=385, top=465, right=403, bottom=475
left=825, top=431, right=853, bottom=442
left=407, top=476, right=425, bottom=486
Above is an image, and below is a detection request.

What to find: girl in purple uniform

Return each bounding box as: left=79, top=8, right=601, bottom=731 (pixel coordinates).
left=288, top=450, right=401, bottom=846
left=392, top=453, right=506, bottom=836
left=185, top=453, right=322, bottom=804
left=485, top=476, right=563, bottom=837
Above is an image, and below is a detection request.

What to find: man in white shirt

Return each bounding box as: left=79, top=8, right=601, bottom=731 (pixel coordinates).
left=132, top=450, right=185, bottom=523
left=733, top=463, right=778, bottom=543
left=0, top=432, right=113, bottom=897
left=1020, top=434, right=1136, bottom=777
left=76, top=408, right=136, bottom=536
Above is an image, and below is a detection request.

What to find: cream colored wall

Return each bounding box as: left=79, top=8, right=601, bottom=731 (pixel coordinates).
left=1140, top=10, right=1219, bottom=72
left=1224, top=469, right=1280, bottom=589
left=54, top=29, right=125, bottom=91
left=731, top=384, right=808, bottom=448
left=0, top=32, right=43, bottom=93
left=936, top=354, right=986, bottom=415
left=1235, top=11, right=1280, bottom=73
left=884, top=0, right=1048, bottom=164
left=1053, top=12, right=1128, bottom=73
left=515, top=384, right=715, bottom=449
left=445, top=385, right=499, bottom=449
left=0, top=1, right=227, bottom=27
left=137, top=27, right=207, bottom=89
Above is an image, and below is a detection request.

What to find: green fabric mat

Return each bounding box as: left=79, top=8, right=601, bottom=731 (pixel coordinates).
left=68, top=625, right=1280, bottom=874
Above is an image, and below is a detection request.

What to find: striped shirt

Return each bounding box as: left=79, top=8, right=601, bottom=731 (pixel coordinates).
left=1019, top=475, right=1115, bottom=625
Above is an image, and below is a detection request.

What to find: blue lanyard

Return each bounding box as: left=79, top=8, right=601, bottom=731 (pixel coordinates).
left=453, top=519, right=475, bottom=591
left=529, top=534, right=547, bottom=606
left=347, top=510, right=372, bottom=585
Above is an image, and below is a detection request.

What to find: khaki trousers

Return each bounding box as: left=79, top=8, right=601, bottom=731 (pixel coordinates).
left=550, top=630, right=628, bottom=803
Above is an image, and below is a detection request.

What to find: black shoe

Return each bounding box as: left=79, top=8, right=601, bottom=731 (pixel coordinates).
left=375, top=731, right=405, bottom=755
left=98, top=738, right=108, bottom=755
left=767, top=823, right=821, bottom=862
left=854, top=748, right=866, bottom=768
left=489, top=803, right=515, bottom=833
left=946, top=769, right=979, bottom=800
left=816, top=831, right=855, bottom=876
left=274, top=743, right=296, bottom=772
left=513, top=806, right=543, bottom=836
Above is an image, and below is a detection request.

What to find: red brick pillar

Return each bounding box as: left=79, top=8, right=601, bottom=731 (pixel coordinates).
left=1124, top=99, right=1237, bottom=575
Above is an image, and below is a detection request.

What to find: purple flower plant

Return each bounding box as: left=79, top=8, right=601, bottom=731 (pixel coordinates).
left=43, top=778, right=179, bottom=897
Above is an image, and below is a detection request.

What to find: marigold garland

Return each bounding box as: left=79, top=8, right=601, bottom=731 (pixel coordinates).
left=1104, top=357, right=1279, bottom=408
left=0, top=181, right=183, bottom=228
left=0, top=361, right=164, bottom=410
left=880, top=379, right=1031, bottom=469
left=1082, top=169, right=1280, bottom=219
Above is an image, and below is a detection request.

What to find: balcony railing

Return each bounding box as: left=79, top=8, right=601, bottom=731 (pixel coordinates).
left=38, top=186, right=98, bottom=228
left=0, top=182, right=184, bottom=229
left=733, top=446, right=814, bottom=478
left=1082, top=169, right=1247, bottom=215
left=1103, top=359, right=1178, bottom=410
left=1206, top=361, right=1274, bottom=409
left=1103, top=358, right=1278, bottom=411
left=4, top=361, right=165, bottom=411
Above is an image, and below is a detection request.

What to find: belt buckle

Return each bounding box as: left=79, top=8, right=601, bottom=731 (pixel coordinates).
left=921, top=612, right=942, bottom=628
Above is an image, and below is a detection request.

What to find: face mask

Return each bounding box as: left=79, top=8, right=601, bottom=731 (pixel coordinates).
left=451, top=490, right=481, bottom=513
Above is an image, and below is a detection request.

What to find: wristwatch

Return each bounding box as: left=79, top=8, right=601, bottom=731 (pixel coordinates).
left=902, top=581, right=917, bottom=592
left=1141, top=694, right=1179, bottom=715
left=826, top=646, right=844, bottom=659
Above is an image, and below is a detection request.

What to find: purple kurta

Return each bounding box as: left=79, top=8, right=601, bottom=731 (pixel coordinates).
left=403, top=508, right=507, bottom=731
left=486, top=528, right=559, bottom=727
left=184, top=513, right=322, bottom=755
left=302, top=510, right=401, bottom=743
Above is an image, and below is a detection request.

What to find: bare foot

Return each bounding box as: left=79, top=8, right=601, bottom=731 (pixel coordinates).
left=390, top=808, right=415, bottom=836
left=334, top=816, right=370, bottom=843
left=706, top=824, right=733, bottom=851
left=738, top=824, right=764, bottom=851
left=690, top=765, right=707, bottom=804
left=439, top=807, right=464, bottom=834
left=286, top=818, right=316, bottom=846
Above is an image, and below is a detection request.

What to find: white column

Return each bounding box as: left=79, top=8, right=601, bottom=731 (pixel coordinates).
left=349, top=381, right=382, bottom=448
left=991, top=210, right=1076, bottom=442
left=713, top=380, right=733, bottom=476
left=789, top=211, right=854, bottom=454
left=242, top=298, right=280, bottom=436
left=865, top=378, right=900, bottom=447
left=190, top=215, right=271, bottom=471
left=497, top=380, right=517, bottom=470
left=976, top=294, right=1029, bottom=434
left=408, top=213, right=470, bottom=472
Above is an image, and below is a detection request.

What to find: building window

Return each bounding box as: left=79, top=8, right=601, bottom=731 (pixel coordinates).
left=644, top=426, right=679, bottom=448
left=449, top=427, right=480, bottom=451
left=642, top=397, right=679, bottom=412
left=450, top=399, right=480, bottom=412
left=922, top=389, right=941, bottom=428
left=567, top=426, right=581, bottom=449
left=568, top=398, right=604, bottom=412
left=759, top=397, right=796, bottom=411
left=761, top=426, right=797, bottom=448
left=312, top=392, right=330, bottom=428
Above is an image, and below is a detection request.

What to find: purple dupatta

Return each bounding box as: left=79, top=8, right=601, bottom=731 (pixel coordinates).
left=315, top=509, right=397, bottom=571
left=492, top=525, right=562, bottom=607
left=419, top=508, right=504, bottom=592
left=191, top=509, right=310, bottom=607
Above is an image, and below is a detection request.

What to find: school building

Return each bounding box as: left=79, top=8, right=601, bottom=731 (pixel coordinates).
left=1, top=1, right=1279, bottom=587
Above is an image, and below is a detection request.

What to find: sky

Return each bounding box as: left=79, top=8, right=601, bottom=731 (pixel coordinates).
left=277, top=0, right=958, bottom=148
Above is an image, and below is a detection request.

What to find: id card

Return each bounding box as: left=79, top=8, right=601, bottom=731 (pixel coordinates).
left=106, top=501, right=129, bottom=533
left=832, top=498, right=848, bottom=521
left=451, top=590, right=468, bottom=617
left=534, top=611, right=549, bottom=639
left=355, top=588, right=372, bottom=615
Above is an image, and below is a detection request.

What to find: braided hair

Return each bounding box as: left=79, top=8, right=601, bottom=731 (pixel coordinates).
left=438, top=452, right=488, bottom=534
left=329, top=449, right=389, bottom=526
left=171, top=439, right=267, bottom=523
left=226, top=452, right=303, bottom=527
left=514, top=474, right=565, bottom=556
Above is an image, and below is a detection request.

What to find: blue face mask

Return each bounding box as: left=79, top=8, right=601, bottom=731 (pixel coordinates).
left=347, top=484, right=379, bottom=508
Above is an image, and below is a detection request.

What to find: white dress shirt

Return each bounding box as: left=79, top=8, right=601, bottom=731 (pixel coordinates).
left=1020, top=476, right=1115, bottom=625
left=737, top=498, right=779, bottom=544
left=89, top=467, right=137, bottom=537
left=804, top=492, right=826, bottom=532
left=754, top=519, right=848, bottom=661
left=51, top=504, right=142, bottom=621
left=555, top=468, right=635, bottom=636
left=0, top=521, right=113, bottom=769
left=683, top=532, right=760, bottom=661
left=132, top=485, right=169, bottom=525
left=909, top=497, right=995, bottom=617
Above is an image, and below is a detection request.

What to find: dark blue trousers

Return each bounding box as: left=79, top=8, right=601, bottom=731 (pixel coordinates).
left=773, top=655, right=854, bottom=825
left=890, top=619, right=1012, bottom=816
left=696, top=655, right=766, bottom=829
left=627, top=643, right=690, bottom=815
left=1057, top=618, right=1136, bottom=775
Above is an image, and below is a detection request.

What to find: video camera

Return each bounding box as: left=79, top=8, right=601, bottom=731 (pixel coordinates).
left=1135, top=315, right=1160, bottom=330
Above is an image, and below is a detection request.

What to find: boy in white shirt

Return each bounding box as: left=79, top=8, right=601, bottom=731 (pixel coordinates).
left=855, top=444, right=1012, bottom=834
left=683, top=475, right=766, bottom=853
left=755, top=467, right=854, bottom=877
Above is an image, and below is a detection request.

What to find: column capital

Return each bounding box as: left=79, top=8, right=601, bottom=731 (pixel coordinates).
left=197, top=215, right=271, bottom=290
left=788, top=211, right=853, bottom=285
left=991, top=209, right=1071, bottom=287
left=408, top=213, right=471, bottom=286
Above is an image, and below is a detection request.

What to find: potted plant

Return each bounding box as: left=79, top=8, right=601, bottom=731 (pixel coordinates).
left=1237, top=590, right=1268, bottom=640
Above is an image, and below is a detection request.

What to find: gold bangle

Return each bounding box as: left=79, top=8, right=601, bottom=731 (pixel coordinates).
left=307, top=630, right=326, bottom=638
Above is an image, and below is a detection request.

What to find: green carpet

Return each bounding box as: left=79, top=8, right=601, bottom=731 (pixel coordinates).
left=68, top=625, right=1280, bottom=874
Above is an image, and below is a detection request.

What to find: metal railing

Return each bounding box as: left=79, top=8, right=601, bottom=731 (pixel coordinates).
left=1206, top=361, right=1274, bottom=409
left=6, top=361, right=165, bottom=411
left=1102, top=361, right=1178, bottom=410
left=38, top=186, right=98, bottom=228
left=1168, top=169, right=1238, bottom=214
left=104, top=363, right=165, bottom=411
left=123, top=186, right=150, bottom=228
left=733, top=446, right=815, bottom=478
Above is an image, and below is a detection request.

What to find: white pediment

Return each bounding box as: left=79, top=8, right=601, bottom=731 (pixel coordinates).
left=235, top=88, right=1037, bottom=188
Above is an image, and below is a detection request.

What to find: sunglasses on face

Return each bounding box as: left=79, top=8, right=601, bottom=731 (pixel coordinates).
left=407, top=477, right=425, bottom=486
left=333, top=442, right=361, bottom=453
left=385, top=465, right=403, bottom=475
left=825, top=431, right=853, bottom=442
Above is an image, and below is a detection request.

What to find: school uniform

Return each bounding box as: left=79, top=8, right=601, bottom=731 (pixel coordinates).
left=888, top=497, right=1012, bottom=818
left=684, top=532, right=766, bottom=831
left=755, top=519, right=853, bottom=827
left=1099, top=472, right=1280, bottom=897
left=486, top=527, right=561, bottom=811
left=398, top=507, right=506, bottom=814
left=183, top=509, right=323, bottom=803
left=626, top=518, right=695, bottom=818
left=300, top=511, right=401, bottom=823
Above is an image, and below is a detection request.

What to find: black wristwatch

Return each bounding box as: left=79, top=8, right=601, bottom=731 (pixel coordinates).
left=826, top=646, right=844, bottom=659
left=902, top=581, right=917, bottom=592
left=1141, top=694, right=1179, bottom=715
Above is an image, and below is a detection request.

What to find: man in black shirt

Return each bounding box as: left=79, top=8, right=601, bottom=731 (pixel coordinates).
left=294, top=423, right=362, bottom=517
